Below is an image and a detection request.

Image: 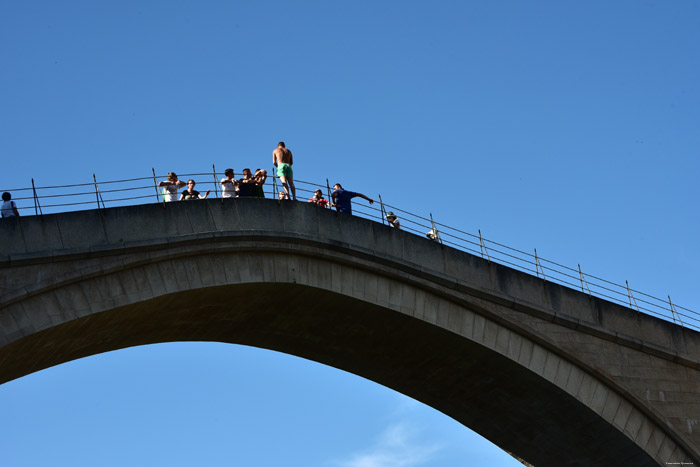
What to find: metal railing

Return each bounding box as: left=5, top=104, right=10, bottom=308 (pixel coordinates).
left=2, top=167, right=698, bottom=332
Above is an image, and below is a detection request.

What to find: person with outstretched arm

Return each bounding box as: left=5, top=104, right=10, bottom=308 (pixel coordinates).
left=331, top=183, right=373, bottom=215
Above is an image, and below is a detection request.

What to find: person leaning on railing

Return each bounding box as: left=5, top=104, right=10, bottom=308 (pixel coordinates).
left=330, top=183, right=373, bottom=215
left=385, top=211, right=400, bottom=229
left=158, top=172, right=186, bottom=202
left=308, top=189, right=329, bottom=208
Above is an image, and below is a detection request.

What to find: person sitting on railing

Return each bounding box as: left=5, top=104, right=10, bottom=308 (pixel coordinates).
left=1, top=192, right=19, bottom=218
left=331, top=183, right=373, bottom=215
left=180, top=179, right=211, bottom=201
left=252, top=169, right=268, bottom=198
left=159, top=172, right=186, bottom=202
left=308, top=189, right=329, bottom=208
left=220, top=168, right=238, bottom=198
left=385, top=211, right=400, bottom=229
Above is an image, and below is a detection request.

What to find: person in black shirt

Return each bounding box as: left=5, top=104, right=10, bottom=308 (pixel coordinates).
left=180, top=179, right=211, bottom=201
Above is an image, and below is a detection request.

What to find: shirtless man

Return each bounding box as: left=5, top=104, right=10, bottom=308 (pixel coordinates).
left=272, top=141, right=296, bottom=200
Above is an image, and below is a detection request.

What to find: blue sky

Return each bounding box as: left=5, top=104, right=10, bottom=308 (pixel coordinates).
left=1, top=1, right=699, bottom=465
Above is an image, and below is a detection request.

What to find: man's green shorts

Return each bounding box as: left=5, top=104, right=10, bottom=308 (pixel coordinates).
left=277, top=163, right=293, bottom=178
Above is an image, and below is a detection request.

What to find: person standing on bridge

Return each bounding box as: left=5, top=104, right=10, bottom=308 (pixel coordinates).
left=273, top=141, right=296, bottom=201
left=1, top=192, right=19, bottom=218
left=237, top=168, right=261, bottom=198
left=252, top=168, right=268, bottom=198
left=220, top=168, right=238, bottom=198
left=179, top=179, right=211, bottom=201
left=159, top=172, right=186, bottom=202
left=331, top=183, right=373, bottom=215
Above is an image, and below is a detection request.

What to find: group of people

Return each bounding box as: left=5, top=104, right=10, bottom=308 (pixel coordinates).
left=159, top=142, right=294, bottom=202
left=3, top=139, right=439, bottom=240
left=158, top=142, right=381, bottom=218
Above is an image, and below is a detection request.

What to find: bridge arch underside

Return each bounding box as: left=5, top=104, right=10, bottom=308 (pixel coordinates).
left=0, top=248, right=686, bottom=466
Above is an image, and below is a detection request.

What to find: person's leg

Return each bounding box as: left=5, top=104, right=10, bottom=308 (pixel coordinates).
left=288, top=176, right=297, bottom=200
left=280, top=176, right=290, bottom=199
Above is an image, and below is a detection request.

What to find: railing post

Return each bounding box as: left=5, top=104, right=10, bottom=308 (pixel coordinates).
left=31, top=178, right=42, bottom=216
left=578, top=264, right=592, bottom=297
left=669, top=296, right=684, bottom=328
left=212, top=164, right=219, bottom=199
left=93, top=173, right=106, bottom=210
left=326, top=179, right=332, bottom=209
left=626, top=280, right=640, bottom=313
left=534, top=248, right=545, bottom=280
left=378, top=194, right=386, bottom=224
left=152, top=168, right=165, bottom=208
left=478, top=229, right=489, bottom=260
left=430, top=214, right=442, bottom=245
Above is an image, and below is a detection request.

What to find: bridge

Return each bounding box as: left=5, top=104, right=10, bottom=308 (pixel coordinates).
left=1, top=198, right=699, bottom=466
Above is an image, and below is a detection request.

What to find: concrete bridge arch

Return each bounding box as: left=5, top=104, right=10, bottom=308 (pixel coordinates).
left=1, top=199, right=699, bottom=466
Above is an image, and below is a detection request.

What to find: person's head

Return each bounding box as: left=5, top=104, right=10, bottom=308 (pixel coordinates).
left=242, top=168, right=252, bottom=178
left=278, top=141, right=285, bottom=148
left=224, top=168, right=234, bottom=178
left=278, top=191, right=286, bottom=200
left=2, top=192, right=11, bottom=202
left=386, top=212, right=396, bottom=221
left=333, top=183, right=342, bottom=191
left=167, top=172, right=178, bottom=181
left=187, top=179, right=196, bottom=189
left=314, top=189, right=322, bottom=198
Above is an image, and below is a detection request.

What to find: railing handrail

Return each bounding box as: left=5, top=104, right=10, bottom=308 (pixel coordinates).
left=2, top=169, right=698, bottom=331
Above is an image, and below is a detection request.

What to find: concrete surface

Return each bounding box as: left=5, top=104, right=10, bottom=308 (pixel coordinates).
left=1, top=198, right=699, bottom=466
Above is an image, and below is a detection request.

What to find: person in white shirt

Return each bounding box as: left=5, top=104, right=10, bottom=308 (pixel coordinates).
left=158, top=172, right=186, bottom=202
left=220, top=168, right=238, bottom=198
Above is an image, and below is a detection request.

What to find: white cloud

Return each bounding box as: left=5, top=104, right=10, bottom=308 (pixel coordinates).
left=334, top=422, right=443, bottom=467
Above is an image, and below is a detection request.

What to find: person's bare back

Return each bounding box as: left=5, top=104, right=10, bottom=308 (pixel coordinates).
left=273, top=146, right=293, bottom=165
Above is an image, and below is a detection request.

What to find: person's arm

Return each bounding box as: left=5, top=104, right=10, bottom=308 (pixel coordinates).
left=272, top=151, right=278, bottom=167
left=289, top=150, right=293, bottom=165
left=201, top=190, right=211, bottom=199
left=160, top=179, right=185, bottom=188
left=255, top=170, right=267, bottom=185
left=221, top=178, right=231, bottom=186
left=12, top=201, right=19, bottom=217
left=179, top=193, right=185, bottom=201
left=357, top=193, right=374, bottom=204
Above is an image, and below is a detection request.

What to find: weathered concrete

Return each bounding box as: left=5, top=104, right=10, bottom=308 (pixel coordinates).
left=1, top=198, right=699, bottom=466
